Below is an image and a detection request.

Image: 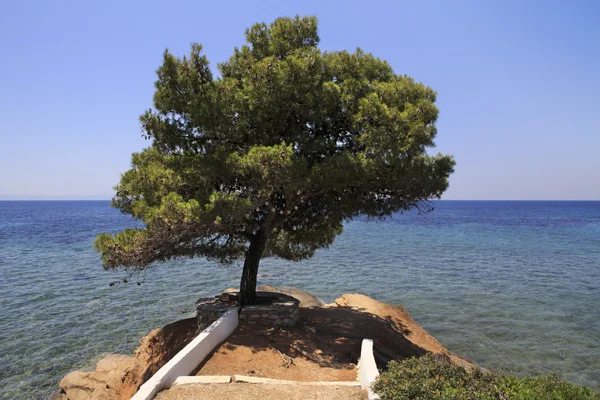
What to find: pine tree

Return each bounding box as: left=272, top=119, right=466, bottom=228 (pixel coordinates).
left=95, top=16, right=455, bottom=306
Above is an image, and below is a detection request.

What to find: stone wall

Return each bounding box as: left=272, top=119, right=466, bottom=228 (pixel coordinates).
left=196, top=292, right=299, bottom=330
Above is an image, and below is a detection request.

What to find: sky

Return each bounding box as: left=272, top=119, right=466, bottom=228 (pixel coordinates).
left=0, top=0, right=598, bottom=200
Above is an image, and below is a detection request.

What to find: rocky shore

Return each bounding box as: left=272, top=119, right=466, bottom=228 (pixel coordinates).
left=58, top=288, right=474, bottom=400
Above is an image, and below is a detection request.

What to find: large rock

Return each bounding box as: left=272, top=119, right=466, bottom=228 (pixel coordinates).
left=59, top=354, right=134, bottom=400
left=222, top=286, right=325, bottom=308
left=267, top=286, right=325, bottom=308
left=335, top=294, right=476, bottom=370
left=59, top=318, right=198, bottom=400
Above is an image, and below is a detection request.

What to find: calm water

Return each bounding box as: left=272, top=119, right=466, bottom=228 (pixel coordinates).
left=0, top=201, right=599, bottom=398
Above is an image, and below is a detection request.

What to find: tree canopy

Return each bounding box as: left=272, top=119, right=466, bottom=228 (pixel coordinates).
left=95, top=15, right=455, bottom=305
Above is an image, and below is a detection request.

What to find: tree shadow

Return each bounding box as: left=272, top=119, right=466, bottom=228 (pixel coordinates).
left=194, top=306, right=430, bottom=375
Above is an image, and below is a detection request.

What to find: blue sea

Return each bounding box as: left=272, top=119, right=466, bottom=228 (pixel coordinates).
left=0, top=200, right=599, bottom=398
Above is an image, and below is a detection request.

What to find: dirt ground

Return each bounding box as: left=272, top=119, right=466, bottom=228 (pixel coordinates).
left=195, top=324, right=359, bottom=381
left=195, top=294, right=474, bottom=382
left=155, top=383, right=367, bottom=400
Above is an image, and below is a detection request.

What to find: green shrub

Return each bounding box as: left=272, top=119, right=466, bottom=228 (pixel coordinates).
left=498, top=374, right=600, bottom=400
left=372, top=355, right=600, bottom=400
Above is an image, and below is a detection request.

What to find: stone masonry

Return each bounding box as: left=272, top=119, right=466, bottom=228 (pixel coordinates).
left=196, top=291, right=300, bottom=331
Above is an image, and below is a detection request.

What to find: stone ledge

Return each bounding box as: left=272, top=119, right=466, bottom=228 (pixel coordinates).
left=197, top=291, right=300, bottom=329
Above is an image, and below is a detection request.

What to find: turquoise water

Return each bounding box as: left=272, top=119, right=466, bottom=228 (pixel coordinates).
left=0, top=200, right=599, bottom=398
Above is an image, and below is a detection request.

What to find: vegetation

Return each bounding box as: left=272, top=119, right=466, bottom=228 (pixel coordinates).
left=95, top=15, right=455, bottom=305
left=373, top=355, right=600, bottom=400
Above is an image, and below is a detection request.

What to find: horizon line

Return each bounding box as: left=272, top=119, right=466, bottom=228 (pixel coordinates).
left=1, top=198, right=598, bottom=202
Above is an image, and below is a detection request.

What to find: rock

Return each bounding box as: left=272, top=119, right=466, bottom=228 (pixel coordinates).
left=256, top=285, right=277, bottom=293
left=59, top=354, right=135, bottom=400
left=59, top=318, right=198, bottom=400
left=257, top=286, right=325, bottom=308
left=334, top=294, right=476, bottom=370
left=222, top=286, right=324, bottom=308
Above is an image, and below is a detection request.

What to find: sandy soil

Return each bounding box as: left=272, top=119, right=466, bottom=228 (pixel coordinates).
left=195, top=325, right=358, bottom=381
left=196, top=294, right=475, bottom=383
left=155, top=383, right=367, bottom=400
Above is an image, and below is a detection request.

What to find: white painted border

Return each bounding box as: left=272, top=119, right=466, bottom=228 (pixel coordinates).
left=172, top=375, right=360, bottom=386
left=131, top=308, right=239, bottom=400
left=171, top=375, right=232, bottom=386
left=234, top=375, right=361, bottom=386
left=359, top=339, right=381, bottom=400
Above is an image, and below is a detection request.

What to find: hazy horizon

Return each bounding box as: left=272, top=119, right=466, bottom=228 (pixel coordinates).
left=1, top=196, right=598, bottom=201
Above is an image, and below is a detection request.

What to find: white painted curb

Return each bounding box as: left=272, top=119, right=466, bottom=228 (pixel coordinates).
left=233, top=375, right=361, bottom=386
left=131, top=308, right=239, bottom=400
left=171, top=375, right=232, bottom=385
left=359, top=339, right=381, bottom=400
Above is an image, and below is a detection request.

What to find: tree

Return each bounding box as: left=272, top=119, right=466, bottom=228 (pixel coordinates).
left=95, top=15, right=455, bottom=306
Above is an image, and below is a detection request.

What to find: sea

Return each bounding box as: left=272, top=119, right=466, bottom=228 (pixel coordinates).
left=0, top=200, right=599, bottom=398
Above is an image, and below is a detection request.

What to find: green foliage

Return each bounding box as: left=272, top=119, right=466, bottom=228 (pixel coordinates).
left=373, top=355, right=600, bottom=400
left=95, top=15, right=455, bottom=275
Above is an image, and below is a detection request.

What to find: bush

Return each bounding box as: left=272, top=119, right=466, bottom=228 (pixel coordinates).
left=372, top=355, right=600, bottom=400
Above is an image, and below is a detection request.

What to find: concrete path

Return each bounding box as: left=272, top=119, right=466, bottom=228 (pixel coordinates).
left=155, top=382, right=367, bottom=400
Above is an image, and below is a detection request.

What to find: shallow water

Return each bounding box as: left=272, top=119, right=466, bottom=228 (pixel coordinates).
left=0, top=200, right=599, bottom=398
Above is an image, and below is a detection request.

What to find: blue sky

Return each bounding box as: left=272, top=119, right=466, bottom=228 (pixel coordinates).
left=1, top=0, right=598, bottom=200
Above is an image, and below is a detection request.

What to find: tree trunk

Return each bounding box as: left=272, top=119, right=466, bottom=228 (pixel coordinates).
left=239, top=231, right=267, bottom=307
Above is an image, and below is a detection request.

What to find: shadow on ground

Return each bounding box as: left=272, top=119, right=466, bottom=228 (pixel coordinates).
left=194, top=305, right=433, bottom=380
